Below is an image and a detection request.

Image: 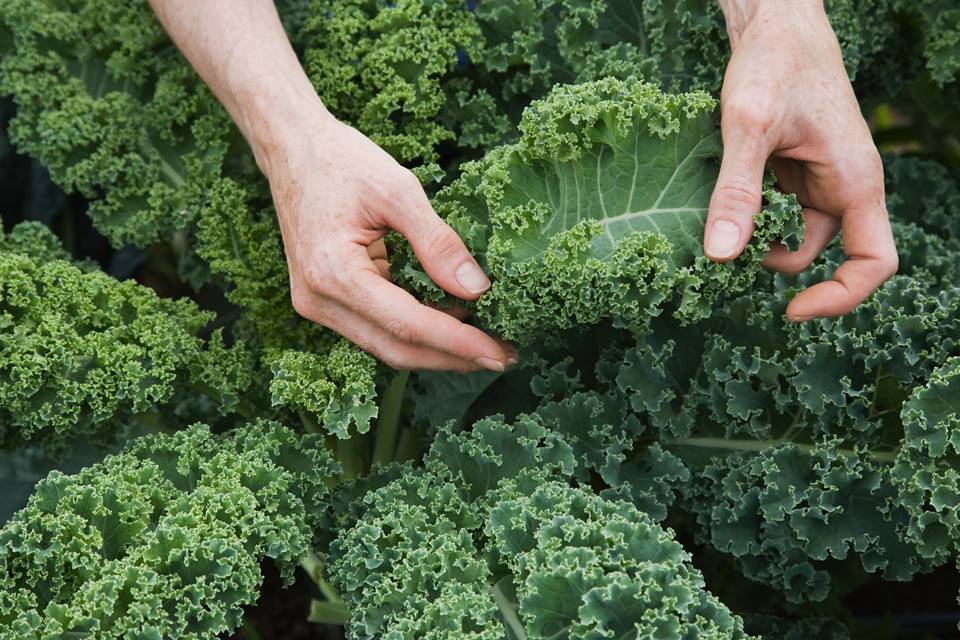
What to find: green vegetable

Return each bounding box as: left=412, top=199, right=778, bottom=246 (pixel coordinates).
left=327, top=416, right=750, bottom=639
left=0, top=223, right=251, bottom=453
left=395, top=79, right=802, bottom=342
left=0, top=0, right=959, bottom=637
left=0, top=422, right=337, bottom=639
left=0, top=0, right=238, bottom=247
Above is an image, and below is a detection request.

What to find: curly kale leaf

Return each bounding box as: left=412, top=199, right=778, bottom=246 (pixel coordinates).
left=302, top=0, right=510, bottom=179
left=825, top=0, right=902, bottom=86
left=0, top=0, right=237, bottom=247
left=0, top=421, right=337, bottom=640
left=0, top=219, right=80, bottom=267
left=574, top=220, right=960, bottom=602
left=402, top=217, right=960, bottom=605
left=270, top=344, right=379, bottom=439
left=298, top=0, right=891, bottom=184
left=195, top=178, right=380, bottom=438
left=894, top=356, right=960, bottom=565
left=0, top=224, right=252, bottom=452
left=394, top=79, right=802, bottom=343
left=473, top=0, right=894, bottom=107
left=885, top=153, right=960, bottom=242
left=909, top=0, right=960, bottom=85
left=326, top=415, right=750, bottom=639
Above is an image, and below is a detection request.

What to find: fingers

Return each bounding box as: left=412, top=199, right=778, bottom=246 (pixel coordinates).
left=379, top=173, right=491, bottom=301
left=292, top=293, right=490, bottom=372
left=437, top=302, right=472, bottom=322
left=762, top=208, right=840, bottom=274
left=367, top=240, right=390, bottom=280
left=344, top=269, right=513, bottom=371
left=704, top=107, right=775, bottom=262
left=785, top=202, right=898, bottom=321
left=367, top=239, right=387, bottom=261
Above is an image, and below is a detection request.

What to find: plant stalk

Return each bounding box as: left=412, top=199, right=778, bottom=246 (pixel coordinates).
left=372, top=370, right=410, bottom=467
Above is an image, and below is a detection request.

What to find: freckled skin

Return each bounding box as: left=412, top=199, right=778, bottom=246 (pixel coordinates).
left=147, top=0, right=513, bottom=372
left=148, top=0, right=893, bottom=370
left=709, top=0, right=898, bottom=322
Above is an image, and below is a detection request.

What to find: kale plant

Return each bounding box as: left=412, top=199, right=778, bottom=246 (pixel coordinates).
left=0, top=1, right=958, bottom=638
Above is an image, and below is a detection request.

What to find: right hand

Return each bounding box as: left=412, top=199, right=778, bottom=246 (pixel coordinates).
left=705, top=0, right=898, bottom=321
left=261, top=111, right=515, bottom=372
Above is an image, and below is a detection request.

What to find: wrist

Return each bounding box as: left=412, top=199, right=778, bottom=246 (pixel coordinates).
left=216, top=37, right=337, bottom=178
left=234, top=75, right=338, bottom=179
left=719, top=0, right=826, bottom=47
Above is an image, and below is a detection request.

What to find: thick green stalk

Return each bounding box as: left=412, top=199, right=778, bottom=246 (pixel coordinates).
left=301, top=553, right=348, bottom=625
left=371, top=370, right=411, bottom=467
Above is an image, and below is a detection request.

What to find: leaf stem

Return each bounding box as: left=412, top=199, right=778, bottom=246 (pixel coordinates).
left=394, top=426, right=425, bottom=462
left=300, top=552, right=345, bottom=604
left=491, top=580, right=526, bottom=640
left=372, top=370, right=410, bottom=467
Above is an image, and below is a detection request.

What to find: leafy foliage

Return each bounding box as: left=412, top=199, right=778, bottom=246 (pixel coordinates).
left=303, top=0, right=509, bottom=179
left=0, top=223, right=252, bottom=452
left=327, top=416, right=750, bottom=639
left=395, top=79, right=802, bottom=343
left=0, top=0, right=959, bottom=638
left=508, top=219, right=960, bottom=604
left=0, top=0, right=239, bottom=247
left=911, top=0, right=960, bottom=85
left=0, top=421, right=337, bottom=639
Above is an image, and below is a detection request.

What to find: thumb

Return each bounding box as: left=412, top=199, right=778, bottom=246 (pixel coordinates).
left=704, top=128, right=771, bottom=262
left=386, top=179, right=491, bottom=301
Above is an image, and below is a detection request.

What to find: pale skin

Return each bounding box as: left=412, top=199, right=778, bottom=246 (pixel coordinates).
left=710, top=0, right=898, bottom=320
left=149, top=0, right=897, bottom=371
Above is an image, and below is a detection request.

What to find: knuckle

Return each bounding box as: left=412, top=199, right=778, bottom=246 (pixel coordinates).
left=383, top=317, right=417, bottom=345
left=837, top=148, right=884, bottom=188
left=298, top=248, right=342, bottom=294
left=724, top=98, right=776, bottom=134
left=377, top=350, right=410, bottom=371
left=716, top=178, right=762, bottom=211
left=879, top=251, right=899, bottom=279
left=290, top=287, right=321, bottom=323
left=300, top=264, right=326, bottom=294
left=420, top=222, right=463, bottom=260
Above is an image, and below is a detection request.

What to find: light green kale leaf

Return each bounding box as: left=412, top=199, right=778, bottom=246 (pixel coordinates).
left=0, top=421, right=337, bottom=640
left=395, top=78, right=802, bottom=344
left=302, top=0, right=509, bottom=179
left=0, top=223, right=252, bottom=452
left=269, top=343, right=379, bottom=439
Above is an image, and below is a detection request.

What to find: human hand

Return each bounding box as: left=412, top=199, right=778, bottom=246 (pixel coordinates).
left=260, top=109, right=515, bottom=372
left=706, top=0, right=898, bottom=321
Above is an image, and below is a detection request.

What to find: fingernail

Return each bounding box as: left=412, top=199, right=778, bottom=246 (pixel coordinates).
left=789, top=314, right=813, bottom=323
left=506, top=355, right=519, bottom=367
left=706, top=220, right=741, bottom=259
left=456, top=261, right=491, bottom=294
left=474, top=357, right=505, bottom=373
